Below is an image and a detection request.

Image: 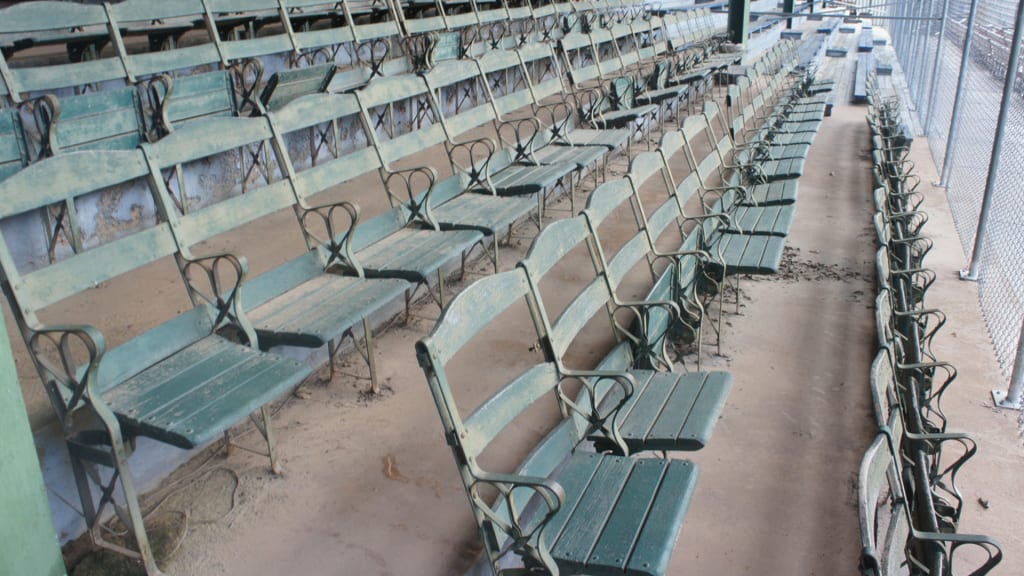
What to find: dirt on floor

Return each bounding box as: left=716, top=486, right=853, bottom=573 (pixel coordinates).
left=50, top=102, right=1024, bottom=575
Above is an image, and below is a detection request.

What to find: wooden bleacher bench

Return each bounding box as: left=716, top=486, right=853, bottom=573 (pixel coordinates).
left=858, top=430, right=1001, bottom=576
left=141, top=110, right=411, bottom=393
left=860, top=82, right=1003, bottom=576
left=519, top=211, right=731, bottom=453
left=854, top=53, right=874, bottom=103
left=415, top=259, right=708, bottom=575
left=0, top=150, right=313, bottom=575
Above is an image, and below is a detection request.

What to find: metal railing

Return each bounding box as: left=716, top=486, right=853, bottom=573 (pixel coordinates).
left=886, top=0, right=1024, bottom=433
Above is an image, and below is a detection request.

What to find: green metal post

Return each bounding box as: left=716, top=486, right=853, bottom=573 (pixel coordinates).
left=783, top=0, right=795, bottom=29
left=0, top=316, right=67, bottom=576
left=728, top=0, right=751, bottom=44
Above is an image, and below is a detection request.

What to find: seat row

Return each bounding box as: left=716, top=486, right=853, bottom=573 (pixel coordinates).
left=0, top=0, right=725, bottom=106
left=1, top=6, right=739, bottom=265
left=0, top=5, right=741, bottom=572
left=0, top=0, right=727, bottom=198
left=858, top=78, right=1003, bottom=576
left=415, top=39, right=836, bottom=576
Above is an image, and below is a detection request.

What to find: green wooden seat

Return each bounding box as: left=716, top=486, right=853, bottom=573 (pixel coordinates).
left=145, top=70, right=239, bottom=139
left=519, top=215, right=732, bottom=454
left=355, top=73, right=549, bottom=266
left=676, top=114, right=797, bottom=236
left=0, top=2, right=127, bottom=101
left=543, top=453, right=697, bottom=575
left=703, top=229, right=786, bottom=274
left=0, top=108, right=28, bottom=181
left=417, top=269, right=701, bottom=576
left=266, top=90, right=486, bottom=312
left=103, top=333, right=308, bottom=449
left=532, top=139, right=609, bottom=170
left=259, top=62, right=337, bottom=112
left=352, top=225, right=484, bottom=281
left=715, top=193, right=796, bottom=236
left=37, top=87, right=146, bottom=155
left=0, top=149, right=312, bottom=576
left=558, top=125, right=632, bottom=149
left=483, top=148, right=577, bottom=196
left=858, top=432, right=1002, bottom=576
left=141, top=113, right=411, bottom=391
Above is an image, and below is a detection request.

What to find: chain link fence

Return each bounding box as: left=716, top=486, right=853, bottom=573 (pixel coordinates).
left=885, top=0, right=1024, bottom=417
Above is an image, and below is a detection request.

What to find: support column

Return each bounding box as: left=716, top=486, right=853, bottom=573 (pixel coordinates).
left=939, top=0, right=981, bottom=187
left=0, top=315, right=67, bottom=576
left=924, top=0, right=950, bottom=133
left=784, top=0, right=795, bottom=29
left=728, top=0, right=750, bottom=45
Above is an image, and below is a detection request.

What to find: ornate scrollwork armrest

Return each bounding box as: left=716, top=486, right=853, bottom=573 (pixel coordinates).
left=29, top=324, right=108, bottom=422
left=446, top=136, right=498, bottom=194
left=558, top=369, right=637, bottom=455
left=296, top=199, right=364, bottom=274
left=910, top=531, right=1002, bottom=576
left=469, top=470, right=565, bottom=573
left=611, top=298, right=682, bottom=372
left=534, top=100, right=575, bottom=143
left=686, top=210, right=741, bottom=235
left=179, top=252, right=258, bottom=344
left=381, top=164, right=440, bottom=230
left=573, top=85, right=609, bottom=127
left=497, top=117, right=544, bottom=165
left=143, top=74, right=174, bottom=141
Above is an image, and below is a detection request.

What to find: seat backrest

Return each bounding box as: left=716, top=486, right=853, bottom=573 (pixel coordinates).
left=40, top=87, right=146, bottom=155
left=858, top=432, right=911, bottom=576
left=518, top=216, right=621, bottom=368
left=145, top=70, right=239, bottom=140
left=354, top=73, right=450, bottom=165
left=269, top=90, right=414, bottom=250
left=0, top=148, right=218, bottom=396
left=141, top=114, right=289, bottom=248
left=106, top=0, right=221, bottom=79
left=0, top=108, right=29, bottom=181
left=420, top=59, right=497, bottom=136
left=260, top=63, right=337, bottom=112
left=204, top=0, right=298, bottom=63
left=559, top=31, right=601, bottom=86
left=0, top=2, right=126, bottom=100
left=417, top=267, right=564, bottom=463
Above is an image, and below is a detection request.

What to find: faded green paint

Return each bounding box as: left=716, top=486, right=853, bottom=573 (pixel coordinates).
left=0, top=313, right=67, bottom=576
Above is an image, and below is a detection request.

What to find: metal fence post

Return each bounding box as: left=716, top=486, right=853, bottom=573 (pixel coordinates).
left=914, top=0, right=936, bottom=112
left=960, top=0, right=1024, bottom=281
left=993, top=318, right=1024, bottom=409
left=924, top=0, right=950, bottom=133
left=938, top=0, right=981, bottom=187
left=916, top=0, right=933, bottom=106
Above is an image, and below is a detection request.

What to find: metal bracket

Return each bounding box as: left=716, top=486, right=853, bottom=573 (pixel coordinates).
left=991, top=389, right=1023, bottom=410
